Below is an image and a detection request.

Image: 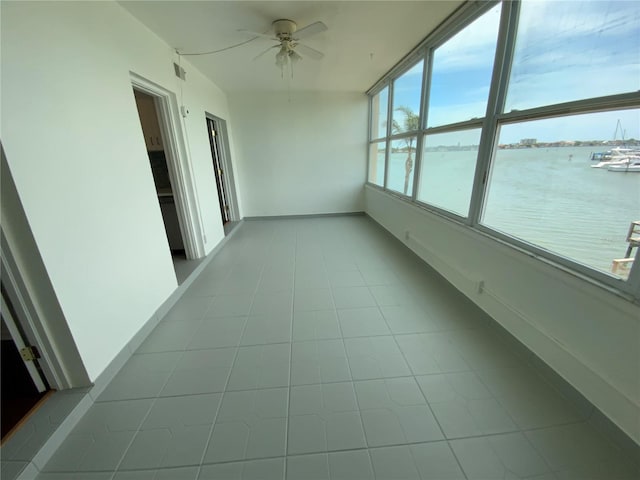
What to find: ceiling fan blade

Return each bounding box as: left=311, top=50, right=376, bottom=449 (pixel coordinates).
left=237, top=29, right=276, bottom=40
left=295, top=43, right=324, bottom=60
left=252, top=44, right=279, bottom=61
left=293, top=21, right=328, bottom=40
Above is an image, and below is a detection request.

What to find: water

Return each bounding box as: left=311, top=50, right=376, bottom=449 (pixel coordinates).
left=379, top=146, right=640, bottom=277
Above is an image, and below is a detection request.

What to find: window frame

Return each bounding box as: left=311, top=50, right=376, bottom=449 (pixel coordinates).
left=365, top=0, right=640, bottom=299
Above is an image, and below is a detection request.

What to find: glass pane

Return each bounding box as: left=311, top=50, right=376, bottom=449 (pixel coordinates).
left=371, top=87, right=388, bottom=140
left=388, top=137, right=417, bottom=196
left=427, top=4, right=501, bottom=127
left=391, top=62, right=423, bottom=134
left=482, top=109, right=640, bottom=279
left=368, top=142, right=386, bottom=186
left=506, top=0, right=640, bottom=111
left=418, top=129, right=481, bottom=216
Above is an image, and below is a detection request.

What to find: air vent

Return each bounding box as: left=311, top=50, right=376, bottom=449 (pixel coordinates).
left=173, top=63, right=186, bottom=80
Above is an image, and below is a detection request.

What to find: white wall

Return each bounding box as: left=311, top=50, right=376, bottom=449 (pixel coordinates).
left=1, top=1, right=236, bottom=381
left=365, top=185, right=640, bottom=444
left=229, top=92, right=367, bottom=217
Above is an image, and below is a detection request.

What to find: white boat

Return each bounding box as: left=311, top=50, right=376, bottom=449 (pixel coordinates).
left=591, top=155, right=640, bottom=168
left=608, top=161, right=640, bottom=172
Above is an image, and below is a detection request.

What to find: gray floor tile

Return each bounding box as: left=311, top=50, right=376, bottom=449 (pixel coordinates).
left=291, top=340, right=351, bottom=385
left=160, top=348, right=235, bottom=396
left=73, top=399, right=153, bottom=434
left=451, top=432, right=551, bottom=479
left=380, top=305, right=449, bottom=334
left=525, top=423, right=640, bottom=479
left=395, top=333, right=470, bottom=375
left=137, top=321, right=203, bottom=353
left=37, top=472, right=114, bottom=480
left=250, top=292, right=293, bottom=317
left=208, top=293, right=254, bottom=317
left=337, top=307, right=390, bottom=338
left=187, top=317, right=247, bottom=350
left=241, top=314, right=292, bottom=346
left=294, top=288, right=334, bottom=311
left=43, top=430, right=135, bottom=472
left=478, top=367, right=584, bottom=429
left=370, top=442, right=465, bottom=479
left=286, top=450, right=374, bottom=480
left=164, top=297, right=214, bottom=323
left=288, top=383, right=366, bottom=454
left=227, top=344, right=290, bottom=390
left=115, top=467, right=197, bottom=479
left=120, top=394, right=221, bottom=470
left=360, top=268, right=401, bottom=286
left=328, top=270, right=366, bottom=288
left=292, top=310, right=342, bottom=341
left=331, top=287, right=376, bottom=309
left=416, top=373, right=516, bottom=438
left=99, top=352, right=182, bottom=401
left=199, top=458, right=285, bottom=479
left=355, top=378, right=444, bottom=447
left=204, top=388, right=288, bottom=463
left=368, top=285, right=417, bottom=307
left=344, top=336, right=411, bottom=380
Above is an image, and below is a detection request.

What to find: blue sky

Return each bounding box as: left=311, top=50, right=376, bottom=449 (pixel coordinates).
left=381, top=1, right=639, bottom=145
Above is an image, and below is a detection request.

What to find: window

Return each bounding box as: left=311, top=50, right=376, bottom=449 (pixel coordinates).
left=370, top=87, right=388, bottom=140
left=418, top=129, right=481, bottom=216
left=391, top=62, right=423, bottom=134
left=506, top=0, right=640, bottom=111
left=366, top=0, right=640, bottom=289
left=427, top=4, right=501, bottom=127
left=388, top=137, right=417, bottom=196
left=482, top=110, right=640, bottom=279
left=368, top=141, right=386, bottom=187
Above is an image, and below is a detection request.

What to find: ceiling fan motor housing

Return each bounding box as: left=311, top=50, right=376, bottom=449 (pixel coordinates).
left=273, top=19, right=297, bottom=40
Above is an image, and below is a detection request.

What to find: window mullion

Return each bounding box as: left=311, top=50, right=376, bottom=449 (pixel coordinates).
left=625, top=249, right=640, bottom=299
left=383, top=82, right=393, bottom=189
left=412, top=53, right=432, bottom=201
left=468, top=0, right=520, bottom=226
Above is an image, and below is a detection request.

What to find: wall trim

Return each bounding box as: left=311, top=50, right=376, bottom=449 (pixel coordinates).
left=244, top=211, right=365, bottom=221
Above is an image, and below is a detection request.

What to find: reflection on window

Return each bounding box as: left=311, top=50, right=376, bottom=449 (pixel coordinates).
left=482, top=110, right=640, bottom=279
left=392, top=62, right=423, bottom=134
left=428, top=4, right=501, bottom=127
left=368, top=142, right=386, bottom=187
left=388, top=137, right=417, bottom=196
left=418, top=129, right=481, bottom=216
left=371, top=87, right=388, bottom=140
left=506, top=0, right=640, bottom=111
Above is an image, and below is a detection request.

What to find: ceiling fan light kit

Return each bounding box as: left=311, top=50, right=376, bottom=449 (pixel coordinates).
left=239, top=18, right=327, bottom=77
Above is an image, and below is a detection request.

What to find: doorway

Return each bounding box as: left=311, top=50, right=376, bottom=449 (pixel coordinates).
left=1, top=283, right=51, bottom=443
left=133, top=89, right=187, bottom=268
left=206, top=116, right=239, bottom=235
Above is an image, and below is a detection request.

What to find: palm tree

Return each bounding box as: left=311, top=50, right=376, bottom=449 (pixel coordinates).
left=392, top=106, right=419, bottom=195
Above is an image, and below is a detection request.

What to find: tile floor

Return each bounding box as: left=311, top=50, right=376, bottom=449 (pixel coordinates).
left=35, top=217, right=639, bottom=479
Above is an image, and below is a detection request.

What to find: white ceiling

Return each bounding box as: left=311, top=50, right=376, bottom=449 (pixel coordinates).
left=119, top=1, right=464, bottom=93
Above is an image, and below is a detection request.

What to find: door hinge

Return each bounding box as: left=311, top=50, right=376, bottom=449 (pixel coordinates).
left=20, top=346, right=41, bottom=362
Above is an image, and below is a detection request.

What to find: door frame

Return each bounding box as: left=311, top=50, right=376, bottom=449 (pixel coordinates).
left=205, top=114, right=240, bottom=223
left=1, top=230, right=70, bottom=390
left=1, top=288, right=47, bottom=393
left=131, top=73, right=206, bottom=259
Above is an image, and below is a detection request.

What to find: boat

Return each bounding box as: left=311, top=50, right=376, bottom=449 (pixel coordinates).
left=608, top=161, right=640, bottom=172
left=591, top=154, right=640, bottom=168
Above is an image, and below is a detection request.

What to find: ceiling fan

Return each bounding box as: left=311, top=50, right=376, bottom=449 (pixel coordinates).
left=240, top=19, right=328, bottom=72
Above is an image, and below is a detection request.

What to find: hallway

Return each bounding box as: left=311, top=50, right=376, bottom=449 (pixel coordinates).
left=36, top=217, right=638, bottom=479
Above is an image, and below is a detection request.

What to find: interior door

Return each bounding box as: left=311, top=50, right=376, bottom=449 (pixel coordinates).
left=207, top=118, right=231, bottom=225
left=1, top=289, right=47, bottom=392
